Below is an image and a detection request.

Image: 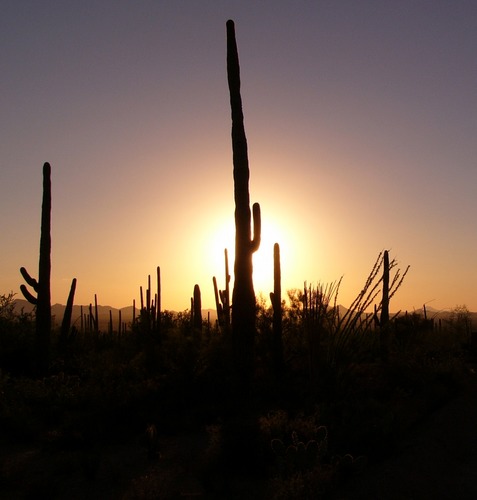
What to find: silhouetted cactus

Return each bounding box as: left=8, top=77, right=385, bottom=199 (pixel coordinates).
left=156, top=266, right=161, bottom=336
left=270, top=243, right=284, bottom=376
left=380, top=250, right=390, bottom=360
left=88, top=303, right=94, bottom=332
left=60, top=277, right=77, bottom=341
left=19, top=162, right=51, bottom=373
left=213, top=277, right=222, bottom=326
left=332, top=453, right=367, bottom=478
left=94, top=294, right=99, bottom=333
left=118, top=308, right=123, bottom=336
left=227, top=20, right=261, bottom=382
left=381, top=250, right=390, bottom=323
left=137, top=269, right=161, bottom=335
left=213, top=248, right=231, bottom=333
left=192, top=284, right=202, bottom=332
left=271, top=426, right=328, bottom=472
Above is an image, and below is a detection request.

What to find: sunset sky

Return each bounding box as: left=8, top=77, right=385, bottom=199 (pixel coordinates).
left=1, top=1, right=477, bottom=314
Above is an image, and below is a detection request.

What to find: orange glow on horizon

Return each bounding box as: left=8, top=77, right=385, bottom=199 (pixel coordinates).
left=202, top=205, right=298, bottom=308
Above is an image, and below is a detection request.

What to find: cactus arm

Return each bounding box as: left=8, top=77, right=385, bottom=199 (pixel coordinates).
left=219, top=290, right=227, bottom=306
left=251, top=202, right=261, bottom=252
left=223, top=248, right=231, bottom=330
left=20, top=267, right=39, bottom=291
left=20, top=284, right=38, bottom=305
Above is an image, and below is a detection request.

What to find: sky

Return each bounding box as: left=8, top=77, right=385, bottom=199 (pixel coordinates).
left=1, top=1, right=477, bottom=314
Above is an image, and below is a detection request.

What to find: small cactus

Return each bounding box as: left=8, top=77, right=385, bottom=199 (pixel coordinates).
left=333, top=453, right=367, bottom=477
left=213, top=248, right=231, bottom=334
left=271, top=427, right=329, bottom=472
left=305, top=439, right=319, bottom=461
left=271, top=438, right=286, bottom=455
left=285, top=444, right=297, bottom=459
left=136, top=268, right=161, bottom=335
left=192, top=284, right=202, bottom=332
left=60, top=277, right=77, bottom=342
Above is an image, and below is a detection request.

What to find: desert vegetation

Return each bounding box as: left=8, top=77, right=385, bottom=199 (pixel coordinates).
left=1, top=19, right=476, bottom=499
left=0, top=268, right=474, bottom=498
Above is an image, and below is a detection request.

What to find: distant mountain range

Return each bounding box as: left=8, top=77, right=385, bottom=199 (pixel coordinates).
left=11, top=300, right=477, bottom=331
left=12, top=299, right=218, bottom=330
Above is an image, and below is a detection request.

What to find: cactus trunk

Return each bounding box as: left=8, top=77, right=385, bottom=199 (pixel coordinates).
left=94, top=294, right=99, bottom=333
left=193, top=284, right=202, bottom=332
left=156, top=266, right=161, bottom=336
left=36, top=162, right=51, bottom=371
left=60, top=277, right=77, bottom=341
left=226, top=20, right=261, bottom=383
left=380, top=250, right=390, bottom=360
left=270, top=243, right=284, bottom=376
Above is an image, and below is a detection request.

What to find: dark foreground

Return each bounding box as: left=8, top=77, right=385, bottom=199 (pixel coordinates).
left=2, top=371, right=477, bottom=499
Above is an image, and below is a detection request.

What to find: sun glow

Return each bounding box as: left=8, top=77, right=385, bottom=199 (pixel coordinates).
left=253, top=220, right=292, bottom=297
left=207, top=211, right=294, bottom=306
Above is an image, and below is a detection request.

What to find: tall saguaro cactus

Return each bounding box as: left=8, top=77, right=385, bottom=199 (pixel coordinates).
left=20, top=162, right=51, bottom=373
left=227, top=20, right=261, bottom=381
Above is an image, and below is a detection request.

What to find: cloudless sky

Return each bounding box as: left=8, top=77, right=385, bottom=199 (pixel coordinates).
left=1, top=1, right=477, bottom=314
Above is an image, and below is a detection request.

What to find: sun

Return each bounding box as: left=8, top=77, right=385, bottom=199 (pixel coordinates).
left=207, top=211, right=293, bottom=304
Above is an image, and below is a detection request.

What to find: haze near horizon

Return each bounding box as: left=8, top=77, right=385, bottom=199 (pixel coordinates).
left=1, top=1, right=477, bottom=313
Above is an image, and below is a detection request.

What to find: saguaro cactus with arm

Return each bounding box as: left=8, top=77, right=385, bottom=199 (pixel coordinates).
left=226, top=20, right=261, bottom=382
left=20, top=162, right=51, bottom=373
